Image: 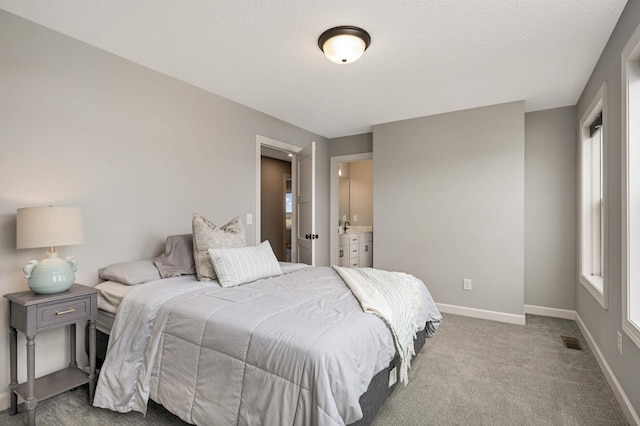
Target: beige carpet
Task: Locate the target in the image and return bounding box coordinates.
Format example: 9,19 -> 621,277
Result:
373,313 -> 628,426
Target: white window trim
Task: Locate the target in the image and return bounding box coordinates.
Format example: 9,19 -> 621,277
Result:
578,82 -> 608,309
621,22 -> 640,349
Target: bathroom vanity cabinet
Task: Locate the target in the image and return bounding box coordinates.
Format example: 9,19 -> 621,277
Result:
338,232 -> 373,268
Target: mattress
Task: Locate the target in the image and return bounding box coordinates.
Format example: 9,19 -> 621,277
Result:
95,280 -> 136,314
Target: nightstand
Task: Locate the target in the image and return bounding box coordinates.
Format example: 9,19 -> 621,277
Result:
4,284 -> 97,426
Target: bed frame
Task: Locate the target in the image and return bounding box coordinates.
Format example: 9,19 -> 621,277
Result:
88,321 -> 429,426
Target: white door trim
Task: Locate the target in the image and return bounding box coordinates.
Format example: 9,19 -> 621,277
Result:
330,152 -> 373,266
256,135 -> 301,258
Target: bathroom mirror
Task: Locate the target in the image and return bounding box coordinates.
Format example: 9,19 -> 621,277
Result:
338,176 -> 350,226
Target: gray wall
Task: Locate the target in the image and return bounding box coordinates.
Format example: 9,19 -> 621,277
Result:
373,101 -> 525,316
0,10 -> 329,409
524,107 -> 577,310
329,133 -> 373,157
576,0 -> 640,417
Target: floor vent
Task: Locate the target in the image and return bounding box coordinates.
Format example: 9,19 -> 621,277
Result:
561,336 -> 582,351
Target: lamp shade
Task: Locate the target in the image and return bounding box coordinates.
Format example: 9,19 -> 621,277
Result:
17,206 -> 84,249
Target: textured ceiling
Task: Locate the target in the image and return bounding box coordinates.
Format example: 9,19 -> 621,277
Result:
0,0 -> 628,138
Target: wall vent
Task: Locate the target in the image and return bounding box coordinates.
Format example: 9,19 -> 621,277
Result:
561,336 -> 582,351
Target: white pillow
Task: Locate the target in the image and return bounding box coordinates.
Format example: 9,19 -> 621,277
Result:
208,240 -> 282,288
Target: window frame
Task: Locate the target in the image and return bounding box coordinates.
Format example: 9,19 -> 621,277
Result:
622,22 -> 640,349
578,82 -> 608,309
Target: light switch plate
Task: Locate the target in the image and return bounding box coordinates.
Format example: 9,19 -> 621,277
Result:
618,331 -> 623,355
463,279 -> 472,291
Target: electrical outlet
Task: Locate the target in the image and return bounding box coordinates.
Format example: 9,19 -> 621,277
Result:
353,214 -> 358,221
246,213 -> 253,225
618,332 -> 623,356
463,279 -> 472,291
388,366 -> 397,387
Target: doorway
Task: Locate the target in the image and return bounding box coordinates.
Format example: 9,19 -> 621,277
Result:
255,135 -> 302,263
330,153 -> 373,266
260,152 -> 292,261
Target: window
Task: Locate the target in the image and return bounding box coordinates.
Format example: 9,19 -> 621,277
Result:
579,83 -> 607,308
622,23 -> 640,349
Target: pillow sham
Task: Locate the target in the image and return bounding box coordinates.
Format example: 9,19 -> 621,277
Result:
208,240 -> 282,288
154,234 -> 196,278
98,259 -> 161,285
192,214 -> 246,281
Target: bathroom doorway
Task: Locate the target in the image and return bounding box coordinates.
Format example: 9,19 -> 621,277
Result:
330,153 -> 373,266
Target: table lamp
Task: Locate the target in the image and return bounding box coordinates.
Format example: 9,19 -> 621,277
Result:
16,206 -> 84,294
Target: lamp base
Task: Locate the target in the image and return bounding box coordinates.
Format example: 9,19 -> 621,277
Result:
23,253 -> 77,294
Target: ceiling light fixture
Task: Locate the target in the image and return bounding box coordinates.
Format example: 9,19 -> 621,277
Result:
318,26 -> 371,64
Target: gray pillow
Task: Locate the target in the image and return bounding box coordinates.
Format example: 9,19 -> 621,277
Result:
192,214 -> 246,281
208,240 -> 282,288
99,259 -> 161,285
154,234 -> 196,278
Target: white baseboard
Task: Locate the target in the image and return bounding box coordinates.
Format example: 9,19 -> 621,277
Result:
436,303 -> 526,325
524,304 -> 576,320
575,313 -> 640,426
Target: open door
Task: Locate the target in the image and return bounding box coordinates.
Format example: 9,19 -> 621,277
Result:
296,141 -> 316,265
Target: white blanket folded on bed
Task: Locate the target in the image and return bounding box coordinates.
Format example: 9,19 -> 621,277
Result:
333,266 -> 423,385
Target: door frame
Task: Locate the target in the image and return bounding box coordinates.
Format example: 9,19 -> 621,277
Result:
330,152 -> 373,266
256,135 -> 301,259
282,172 -> 292,261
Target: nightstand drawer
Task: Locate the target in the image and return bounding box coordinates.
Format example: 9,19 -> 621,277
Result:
37,297 -> 90,329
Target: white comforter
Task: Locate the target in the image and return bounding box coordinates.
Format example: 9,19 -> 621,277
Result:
93,265 -> 441,425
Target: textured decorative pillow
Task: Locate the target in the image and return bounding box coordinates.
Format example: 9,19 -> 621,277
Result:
98,259 -> 161,285
154,234 -> 196,278
192,214 -> 246,281
208,240 -> 282,288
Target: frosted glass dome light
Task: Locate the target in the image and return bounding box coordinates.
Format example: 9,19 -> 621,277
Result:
318,26 -> 371,65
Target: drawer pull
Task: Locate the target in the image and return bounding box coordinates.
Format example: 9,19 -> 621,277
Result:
55,308 -> 76,316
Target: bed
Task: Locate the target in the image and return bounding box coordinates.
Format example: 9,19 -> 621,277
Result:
90,219 -> 442,425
